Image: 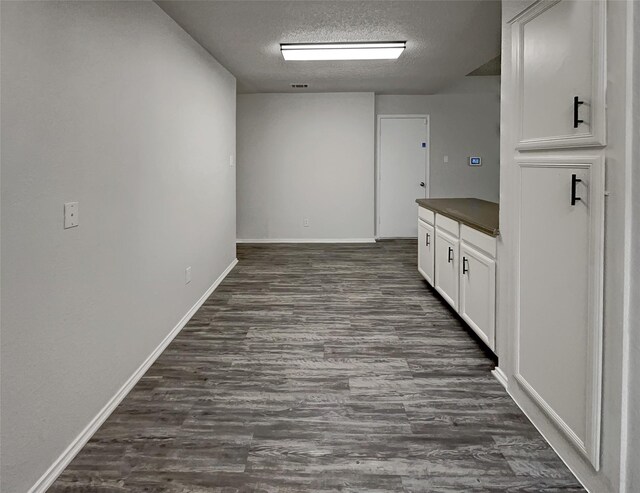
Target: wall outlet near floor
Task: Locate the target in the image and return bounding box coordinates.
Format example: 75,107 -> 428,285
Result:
185,266 -> 192,284
303,218 -> 310,227
64,202 -> 79,229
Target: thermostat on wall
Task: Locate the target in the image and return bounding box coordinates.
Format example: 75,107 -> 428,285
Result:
469,156 -> 482,166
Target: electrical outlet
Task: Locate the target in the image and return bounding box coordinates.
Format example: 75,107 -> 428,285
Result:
229,155 -> 235,167
64,202 -> 79,229
444,155 -> 449,164
303,218 -> 310,227
185,266 -> 192,284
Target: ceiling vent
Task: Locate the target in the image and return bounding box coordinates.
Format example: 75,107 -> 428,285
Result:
291,83 -> 309,88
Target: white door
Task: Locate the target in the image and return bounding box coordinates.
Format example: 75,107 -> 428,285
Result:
460,242 -> 496,350
515,158 -> 604,468
513,0 -> 606,150
418,219 -> 434,285
378,116 -> 428,238
434,228 -> 459,310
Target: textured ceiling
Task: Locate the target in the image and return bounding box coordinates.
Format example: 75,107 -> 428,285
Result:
156,0 -> 501,94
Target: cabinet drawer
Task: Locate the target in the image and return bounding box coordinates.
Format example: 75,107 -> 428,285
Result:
418,206 -> 434,225
461,225 -> 497,258
435,213 -> 459,237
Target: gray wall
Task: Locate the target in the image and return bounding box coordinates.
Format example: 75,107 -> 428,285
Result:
375,76 -> 501,203
0,2 -> 237,492
237,93 -> 375,241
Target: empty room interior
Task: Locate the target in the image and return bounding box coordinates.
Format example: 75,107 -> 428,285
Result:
1,1 -> 639,492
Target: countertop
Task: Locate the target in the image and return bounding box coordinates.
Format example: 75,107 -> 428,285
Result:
416,198 -> 499,237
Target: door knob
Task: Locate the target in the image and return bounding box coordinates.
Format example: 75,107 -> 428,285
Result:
420,182 -> 425,187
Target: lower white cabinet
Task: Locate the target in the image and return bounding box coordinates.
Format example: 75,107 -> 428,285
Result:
417,207 -> 497,352
418,219 -> 434,284
514,157 -> 604,468
460,242 -> 496,348
434,228 -> 459,311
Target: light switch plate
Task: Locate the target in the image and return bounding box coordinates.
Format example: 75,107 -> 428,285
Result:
229,155 -> 235,167
64,202 -> 79,229
444,155 -> 449,163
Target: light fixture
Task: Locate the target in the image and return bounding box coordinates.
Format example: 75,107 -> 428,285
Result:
281,42 -> 406,61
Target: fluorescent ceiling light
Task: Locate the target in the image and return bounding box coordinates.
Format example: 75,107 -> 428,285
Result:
281,42 -> 406,61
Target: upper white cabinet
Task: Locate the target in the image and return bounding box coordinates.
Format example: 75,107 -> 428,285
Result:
512,0 -> 606,150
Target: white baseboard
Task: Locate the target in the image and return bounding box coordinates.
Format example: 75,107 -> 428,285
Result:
28,258 -> 238,493
375,236 -> 418,240
506,386 -> 595,493
236,238 -> 376,244
492,366 -> 508,390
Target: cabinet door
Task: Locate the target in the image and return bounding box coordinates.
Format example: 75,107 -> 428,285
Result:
418,220 -> 435,285
515,157 -> 604,468
434,228 -> 459,310
512,0 -> 605,150
460,242 -> 496,351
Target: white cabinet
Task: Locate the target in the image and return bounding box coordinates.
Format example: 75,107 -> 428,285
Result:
512,0 -> 606,150
460,242 -> 496,349
505,0 -> 607,477
417,207 -> 498,352
515,156 -> 604,468
434,228 -> 459,311
418,219 -> 434,285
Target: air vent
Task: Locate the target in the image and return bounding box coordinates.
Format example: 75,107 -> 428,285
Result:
291,83 -> 309,88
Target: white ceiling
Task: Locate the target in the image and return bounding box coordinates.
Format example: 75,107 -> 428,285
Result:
156,0 -> 501,95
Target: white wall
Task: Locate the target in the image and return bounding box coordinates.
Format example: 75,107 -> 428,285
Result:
0,2 -> 236,492
375,76 -> 501,203
237,93 -> 375,241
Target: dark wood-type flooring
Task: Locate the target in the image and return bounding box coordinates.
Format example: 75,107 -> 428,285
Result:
50,241 -> 583,492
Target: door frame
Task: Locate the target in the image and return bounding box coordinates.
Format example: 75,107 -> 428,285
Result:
376,114 -> 430,239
